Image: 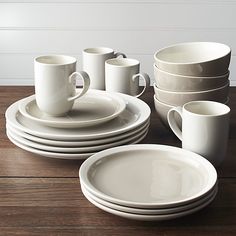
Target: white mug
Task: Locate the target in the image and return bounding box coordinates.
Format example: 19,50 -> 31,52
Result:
34,55 -> 90,116
167,101 -> 230,167
105,58 -> 150,97
83,47 -> 126,90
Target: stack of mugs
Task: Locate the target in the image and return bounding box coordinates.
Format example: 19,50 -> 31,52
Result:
153,42 -> 231,127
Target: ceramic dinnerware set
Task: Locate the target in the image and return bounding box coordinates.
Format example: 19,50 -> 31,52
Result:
153,42 -> 231,127
5,43 -> 231,221
5,54 -> 151,159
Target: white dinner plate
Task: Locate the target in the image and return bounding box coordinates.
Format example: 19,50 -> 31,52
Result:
81,184 -> 217,221
6,120 -> 149,147
81,182 -> 217,215
7,125 -> 149,153
18,90 -> 126,128
6,93 -> 150,141
80,144 -> 217,208
7,130 -> 148,160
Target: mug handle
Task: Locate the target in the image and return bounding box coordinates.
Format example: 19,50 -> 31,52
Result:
114,52 -> 127,58
132,72 -> 150,97
67,71 -> 90,102
167,106 -> 183,141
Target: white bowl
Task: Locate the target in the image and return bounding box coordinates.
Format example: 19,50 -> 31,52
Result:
154,81 -> 229,106
153,95 -> 181,128
154,42 -> 231,76
153,64 -> 230,92
154,95 -> 229,129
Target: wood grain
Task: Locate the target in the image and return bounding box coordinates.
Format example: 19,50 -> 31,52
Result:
0,86 -> 235,235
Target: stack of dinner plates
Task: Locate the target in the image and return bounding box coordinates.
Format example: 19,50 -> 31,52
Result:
5,90 -> 150,159
79,144 -> 218,221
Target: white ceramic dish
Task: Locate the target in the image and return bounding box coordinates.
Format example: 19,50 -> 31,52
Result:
81,182 -> 217,215
153,64 -> 230,92
154,81 -> 229,106
7,130 -> 148,160
153,95 -> 229,129
80,144 -> 217,208
81,184 -> 217,221
6,120 -> 149,147
7,131 -> 93,159
7,125 -> 149,153
154,42 -> 231,76
6,93 -> 150,141
18,90 -> 126,128
153,95 -> 180,128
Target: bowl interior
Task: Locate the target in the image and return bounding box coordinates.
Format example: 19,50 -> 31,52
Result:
154,42 -> 230,64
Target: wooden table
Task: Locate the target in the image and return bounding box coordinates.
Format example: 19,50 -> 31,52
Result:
0,86 -> 235,236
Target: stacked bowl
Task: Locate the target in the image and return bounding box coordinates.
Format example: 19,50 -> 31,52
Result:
153,42 -> 231,127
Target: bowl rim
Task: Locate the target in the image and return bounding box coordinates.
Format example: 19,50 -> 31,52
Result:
154,42 -> 231,65
153,63 -> 230,79
153,94 -> 174,108
153,80 -> 229,95
153,94 -> 229,107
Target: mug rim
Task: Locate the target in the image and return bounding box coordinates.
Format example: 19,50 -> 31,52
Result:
83,47 -> 114,55
183,100 -> 230,117
35,55 -> 77,66
105,58 -> 140,67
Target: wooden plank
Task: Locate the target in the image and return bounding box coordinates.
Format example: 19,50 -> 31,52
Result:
0,178 -> 234,233
0,30 -> 235,55
1,0 -> 236,3
0,3 -> 235,29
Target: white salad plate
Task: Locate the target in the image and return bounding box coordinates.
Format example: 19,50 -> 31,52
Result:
81,184 -> 217,221
81,182 -> 217,215
7,130 -> 148,160
7,126 -> 149,153
6,120 -> 149,147
6,93 -> 150,141
80,144 -> 217,208
18,90 -> 126,128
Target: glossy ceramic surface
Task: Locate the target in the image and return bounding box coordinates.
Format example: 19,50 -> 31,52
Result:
153,64 -> 230,92
7,130 -> 148,160
154,81 -> 229,106
6,121 -> 149,147
7,125 -> 149,153
168,101 -> 230,167
35,55 -> 90,116
105,58 -> 150,97
81,183 -> 217,221
81,182 -> 217,215
154,42 -> 231,76
6,92 -> 150,141
153,95 -> 181,128
18,90 -> 126,128
80,144 -> 217,208
83,47 -> 126,90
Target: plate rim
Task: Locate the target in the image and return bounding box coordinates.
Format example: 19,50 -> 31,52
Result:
6,93 -> 150,141
6,120 -> 150,147
81,181 -> 218,221
79,144 -> 217,208
6,129 -> 148,160
81,181 -> 218,214
18,90 -> 126,128
7,124 -> 149,153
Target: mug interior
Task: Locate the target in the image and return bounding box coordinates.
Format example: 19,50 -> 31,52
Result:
84,47 -> 113,54
35,55 -> 76,65
184,101 -> 230,116
106,58 -> 139,67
